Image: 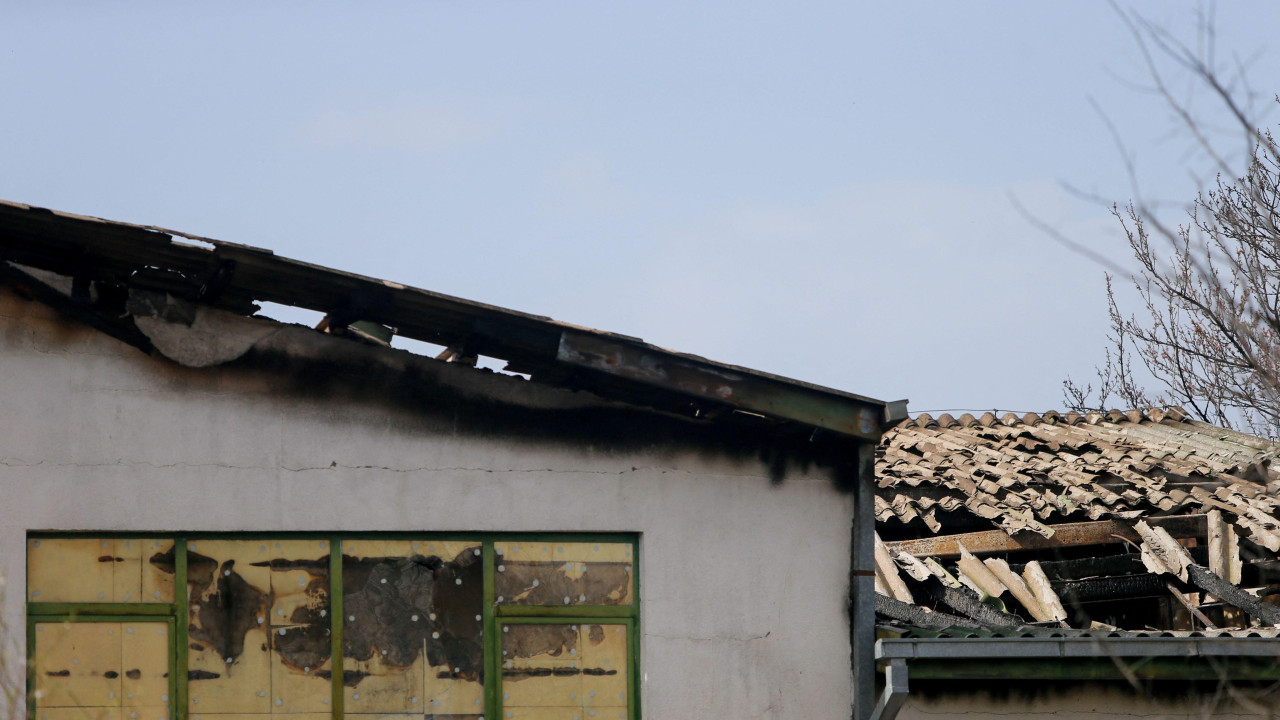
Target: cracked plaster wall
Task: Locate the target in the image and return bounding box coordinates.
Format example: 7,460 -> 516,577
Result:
0,286 -> 855,720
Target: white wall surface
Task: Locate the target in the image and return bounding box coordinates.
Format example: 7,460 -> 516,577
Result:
0,286 -> 857,719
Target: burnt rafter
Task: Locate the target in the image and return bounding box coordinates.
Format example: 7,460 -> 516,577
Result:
0,261 -> 152,354
0,199 -> 898,441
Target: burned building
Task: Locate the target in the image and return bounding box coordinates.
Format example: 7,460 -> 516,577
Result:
0,199 -> 901,720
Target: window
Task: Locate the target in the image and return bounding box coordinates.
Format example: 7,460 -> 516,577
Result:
27,534 -> 639,720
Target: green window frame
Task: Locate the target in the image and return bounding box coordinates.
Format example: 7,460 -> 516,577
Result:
26,532 -> 641,720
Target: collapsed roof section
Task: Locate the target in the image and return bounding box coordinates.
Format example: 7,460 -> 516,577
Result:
874,409 -> 1280,637
0,199 -> 902,444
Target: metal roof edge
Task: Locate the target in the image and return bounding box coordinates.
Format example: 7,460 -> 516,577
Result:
878,636 -> 1280,660
0,198 -> 894,441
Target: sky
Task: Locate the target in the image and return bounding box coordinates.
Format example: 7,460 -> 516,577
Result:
5,2 -> 1280,415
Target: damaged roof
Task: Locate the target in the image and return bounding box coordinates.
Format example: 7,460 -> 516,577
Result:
0,199 -> 901,442
878,407 -> 1278,540
874,408 -> 1280,638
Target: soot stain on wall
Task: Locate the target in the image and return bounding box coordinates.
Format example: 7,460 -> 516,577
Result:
343,545 -> 483,683
230,344 -> 864,490
500,624 -> 619,683
255,556 -> 332,672
185,553 -> 270,671
152,547 -> 333,680
496,561 -> 630,606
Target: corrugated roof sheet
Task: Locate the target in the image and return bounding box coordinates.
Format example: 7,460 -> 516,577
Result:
877,407 -> 1280,541
874,409 -> 1280,635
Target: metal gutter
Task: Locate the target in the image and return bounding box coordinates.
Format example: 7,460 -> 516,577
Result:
871,636 -> 1280,720
879,636 -> 1280,659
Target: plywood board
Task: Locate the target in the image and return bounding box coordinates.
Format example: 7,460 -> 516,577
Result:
344,649 -> 424,714
120,623 -> 171,713
495,544 -> 632,607
579,625 -> 626,708
28,539 -> 115,603
502,624 -> 581,712
269,642 -> 331,714
35,622 -> 121,709
187,541 -> 274,715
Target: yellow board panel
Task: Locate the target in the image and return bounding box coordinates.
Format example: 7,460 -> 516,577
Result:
188,540 -> 274,715
501,624 -> 582,712
343,647 -> 424,714
185,715 -> 331,720
341,539 -> 416,560
36,708 -> 122,720
110,538 -> 177,604
35,622 -> 121,709
494,544 -> 632,607
494,543 -> 631,564
503,707 -> 582,720
269,540 -> 330,627
343,538 -> 483,718
269,641 -> 331,714
186,623 -> 271,715
422,660 -> 484,715
141,539 -> 177,603
190,540 -> 273,592
578,626 -> 626,708
28,539 -> 115,603
112,540 -> 144,604
120,707 -> 170,720
28,539 -> 175,604
501,624 -> 628,720
120,623 -> 170,711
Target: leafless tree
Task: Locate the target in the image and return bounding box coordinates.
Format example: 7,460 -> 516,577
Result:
1062,5 -> 1280,438
0,574 -> 22,720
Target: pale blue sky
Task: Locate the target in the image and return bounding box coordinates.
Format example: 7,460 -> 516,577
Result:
5,2 -> 1278,413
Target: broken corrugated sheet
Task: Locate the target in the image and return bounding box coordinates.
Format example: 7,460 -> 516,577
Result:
878,408 -> 1280,545
875,408 -> 1280,635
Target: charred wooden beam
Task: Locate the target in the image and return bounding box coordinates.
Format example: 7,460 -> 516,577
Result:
873,593 -> 977,630
0,199 -> 899,442
915,577 -> 1025,629
0,261 -> 152,354
885,515 -> 1208,559
1012,547 -> 1210,581
1186,564 -> 1280,625
558,331 -> 889,440
1055,573 -> 1182,604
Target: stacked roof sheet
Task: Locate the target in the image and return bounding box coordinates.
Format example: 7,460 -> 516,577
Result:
877,407 -> 1279,544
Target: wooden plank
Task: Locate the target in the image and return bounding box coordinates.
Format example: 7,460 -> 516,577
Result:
1186,565 -> 1280,625
1165,582 -> 1219,629
885,515 -> 1208,559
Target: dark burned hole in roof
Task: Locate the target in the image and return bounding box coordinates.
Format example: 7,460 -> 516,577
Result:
874,408 -> 1280,636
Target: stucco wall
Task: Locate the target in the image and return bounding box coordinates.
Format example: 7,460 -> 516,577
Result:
0,286 -> 857,719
